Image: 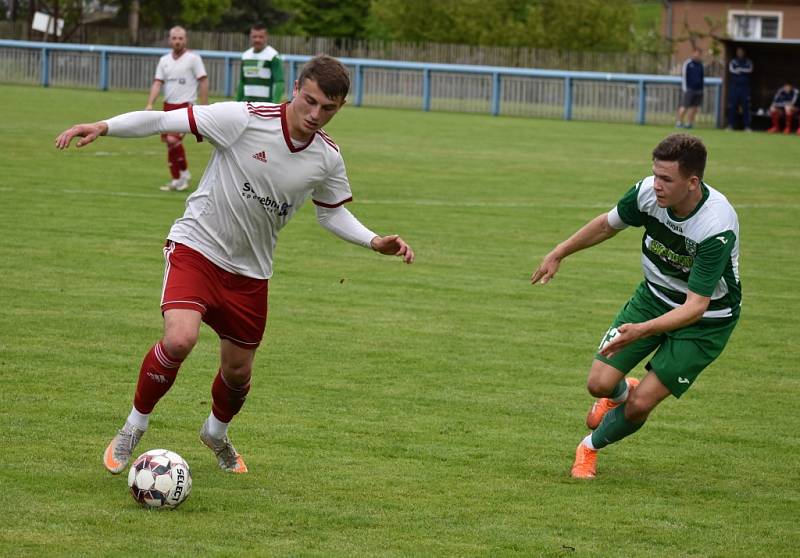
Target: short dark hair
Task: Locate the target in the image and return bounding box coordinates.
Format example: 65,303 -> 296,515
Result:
652,133 -> 707,180
251,23 -> 267,32
297,55 -> 350,101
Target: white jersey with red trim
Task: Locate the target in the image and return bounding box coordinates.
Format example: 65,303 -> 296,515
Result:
166,101 -> 352,279
154,51 -> 207,104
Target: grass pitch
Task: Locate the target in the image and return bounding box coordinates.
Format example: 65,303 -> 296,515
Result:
0,84 -> 798,557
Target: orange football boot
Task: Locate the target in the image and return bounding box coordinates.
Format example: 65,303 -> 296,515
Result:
571,442 -> 598,479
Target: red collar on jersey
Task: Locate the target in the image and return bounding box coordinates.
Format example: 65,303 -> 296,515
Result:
280,103 -> 314,153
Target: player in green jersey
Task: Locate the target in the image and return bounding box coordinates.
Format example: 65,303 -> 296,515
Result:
531,133 -> 741,479
236,23 -> 284,103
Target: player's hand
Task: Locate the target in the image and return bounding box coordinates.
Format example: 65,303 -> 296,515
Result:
531,252 -> 561,284
371,235 -> 415,264
55,122 -> 108,150
598,323 -> 645,358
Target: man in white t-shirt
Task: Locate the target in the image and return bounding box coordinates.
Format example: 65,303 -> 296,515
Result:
145,26 -> 208,192
56,55 -> 415,475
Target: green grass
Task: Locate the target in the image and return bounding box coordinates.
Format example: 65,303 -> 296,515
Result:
0,84 -> 798,556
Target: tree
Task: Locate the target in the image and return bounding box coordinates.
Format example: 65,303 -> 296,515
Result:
527,0 -> 635,51
366,0 -> 532,45
274,0 -> 370,39
366,0 -> 636,51
216,0 -> 291,32
179,0 -> 231,26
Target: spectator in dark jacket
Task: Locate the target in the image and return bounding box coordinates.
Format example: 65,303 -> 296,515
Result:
676,48 -> 704,129
727,47 -> 754,131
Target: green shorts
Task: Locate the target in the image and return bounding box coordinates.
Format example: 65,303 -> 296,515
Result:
595,282 -> 738,398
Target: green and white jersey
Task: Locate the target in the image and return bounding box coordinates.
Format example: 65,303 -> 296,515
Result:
608,176 -> 741,321
236,46 -> 284,102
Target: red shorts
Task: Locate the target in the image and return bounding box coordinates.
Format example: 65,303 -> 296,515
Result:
161,102 -> 189,143
161,241 -> 269,349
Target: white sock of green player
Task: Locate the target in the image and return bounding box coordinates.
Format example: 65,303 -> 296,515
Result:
581,433 -> 597,450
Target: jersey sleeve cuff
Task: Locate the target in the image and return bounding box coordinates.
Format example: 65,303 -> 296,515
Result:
312,197 -> 353,208
187,105 -> 203,143
607,207 -> 629,230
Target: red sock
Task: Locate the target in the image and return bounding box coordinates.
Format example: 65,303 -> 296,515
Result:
211,369 -> 251,423
133,341 -> 183,414
771,111 -> 781,129
167,142 -> 186,179
175,143 -> 188,172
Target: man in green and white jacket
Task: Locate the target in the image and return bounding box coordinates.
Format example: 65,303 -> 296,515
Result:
236,23 -> 284,103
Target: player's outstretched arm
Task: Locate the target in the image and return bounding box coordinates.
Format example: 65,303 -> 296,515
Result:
55,122 -> 108,150
531,250 -> 562,285
315,205 -> 414,264
531,212 -> 619,285
370,235 -> 415,264
57,109 -> 197,149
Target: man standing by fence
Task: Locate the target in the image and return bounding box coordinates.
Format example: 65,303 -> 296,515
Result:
727,47 -> 753,131
146,26 -> 208,192
675,48 -> 704,129
236,23 -> 284,103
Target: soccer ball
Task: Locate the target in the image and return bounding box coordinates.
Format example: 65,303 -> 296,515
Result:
598,326 -> 619,351
127,449 -> 192,509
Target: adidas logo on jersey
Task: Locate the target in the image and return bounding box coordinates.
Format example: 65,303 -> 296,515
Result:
252,151 -> 267,163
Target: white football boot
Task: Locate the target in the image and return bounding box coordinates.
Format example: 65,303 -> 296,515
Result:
199,420 -> 248,473
103,420 -> 146,474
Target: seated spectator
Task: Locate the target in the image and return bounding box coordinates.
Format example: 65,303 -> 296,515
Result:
767,83 -> 799,134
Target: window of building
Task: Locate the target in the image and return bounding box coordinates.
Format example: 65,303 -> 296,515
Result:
728,10 -> 782,39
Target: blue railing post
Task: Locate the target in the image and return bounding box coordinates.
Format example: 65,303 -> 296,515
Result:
637,80 -> 646,125
563,76 -> 572,120
491,72 -> 501,116
422,68 -> 431,111
40,46 -> 49,87
224,56 -> 233,98
354,64 -> 363,107
99,49 -> 108,91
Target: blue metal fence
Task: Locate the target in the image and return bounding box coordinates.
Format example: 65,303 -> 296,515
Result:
0,39 -> 723,127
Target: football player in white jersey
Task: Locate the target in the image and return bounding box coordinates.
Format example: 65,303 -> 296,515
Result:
56,55 -> 415,475
531,134 -> 741,480
145,26 -> 208,192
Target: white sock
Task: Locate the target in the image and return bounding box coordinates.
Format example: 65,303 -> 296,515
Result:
127,407 -> 149,430
205,413 -> 229,439
180,169 -> 191,180
582,434 -> 597,451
